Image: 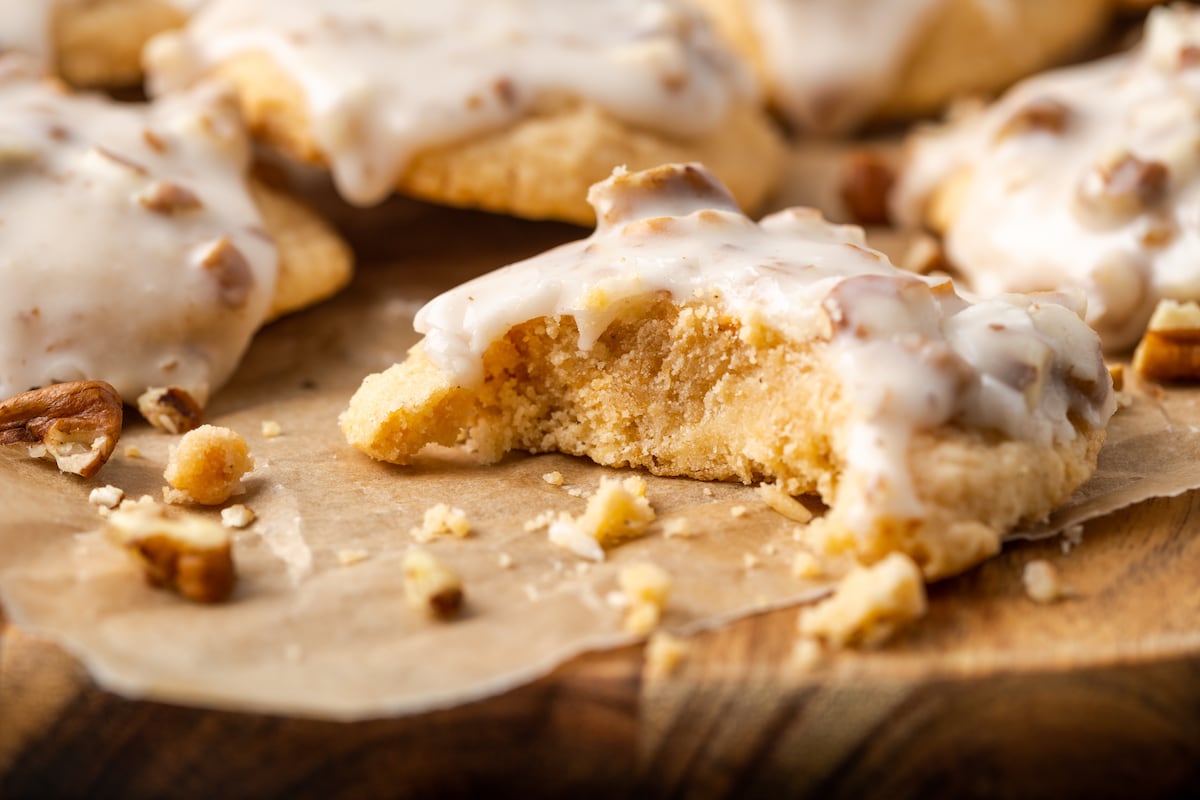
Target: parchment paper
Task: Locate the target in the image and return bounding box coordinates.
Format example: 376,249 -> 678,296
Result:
1,198 -> 1198,720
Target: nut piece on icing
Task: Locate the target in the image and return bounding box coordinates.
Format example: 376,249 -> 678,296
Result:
403,548 -> 464,619
1132,299 -> 1200,380
196,237 -> 255,309
105,502 -> 236,603
163,424 -> 254,505
0,381 -> 123,477
137,386 -> 204,434
993,97 -> 1072,142
1074,153 -> 1170,227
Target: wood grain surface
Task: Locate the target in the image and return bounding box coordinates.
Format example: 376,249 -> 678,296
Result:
3,489 -> 1198,799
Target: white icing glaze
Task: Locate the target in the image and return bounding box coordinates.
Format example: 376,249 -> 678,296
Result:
749,0 -> 943,132
145,0 -> 758,206
0,1 -> 55,66
0,57 -> 276,403
416,164 -> 1115,531
894,5 -> 1200,351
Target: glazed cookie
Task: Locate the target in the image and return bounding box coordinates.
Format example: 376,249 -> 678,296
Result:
341,163 -> 1115,580
691,0 -> 1122,133
893,5 -> 1200,351
144,0 -> 786,224
1,0 -> 197,88
0,58 -> 351,409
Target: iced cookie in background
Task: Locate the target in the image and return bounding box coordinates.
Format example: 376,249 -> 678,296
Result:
0,0 -> 201,88
143,0 -> 787,225
341,163 -> 1115,582
0,57 -> 352,414
688,0 -> 1158,134
892,5 -> 1200,352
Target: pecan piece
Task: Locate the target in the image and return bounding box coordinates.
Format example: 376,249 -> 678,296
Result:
0,380 -> 122,477
1075,153 -> 1169,226
403,548 -> 464,619
137,386 -> 203,434
1133,299 -> 1200,381
839,149 -> 896,226
106,502 -> 235,603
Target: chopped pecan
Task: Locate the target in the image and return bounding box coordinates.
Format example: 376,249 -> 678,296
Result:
137,181 -> 203,214
0,381 -> 122,477
1075,153 -> 1169,226
137,386 -> 203,434
403,548 -> 464,618
994,97 -> 1071,142
839,150 -> 895,226
1133,299 -> 1200,381
106,503 -> 235,603
196,237 -> 254,309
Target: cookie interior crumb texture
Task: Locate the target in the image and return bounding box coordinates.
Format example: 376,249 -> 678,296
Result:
163,425 -> 254,505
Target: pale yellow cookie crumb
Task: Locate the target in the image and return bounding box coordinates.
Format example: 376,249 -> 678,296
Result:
410,503 -> 472,543
1023,559 -> 1064,603
619,562 -> 672,635
743,552 -> 760,570
403,548 -> 463,618
336,548 -> 369,566
791,637 -> 824,671
261,419 -> 283,438
497,552 -> 514,569
523,510 -> 556,533
792,551 -> 823,579
220,504 -> 256,529
662,518 -> 693,539
702,487 -> 714,497
644,632 -> 689,680
756,482 -> 814,523
799,553 -> 927,647
88,484 -> 125,511
548,475 -> 655,561
542,470 -> 564,486
163,425 -> 254,505
124,445 -> 143,459
730,505 -> 748,518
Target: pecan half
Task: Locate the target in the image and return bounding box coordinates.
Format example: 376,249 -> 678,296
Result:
0,381 -> 122,477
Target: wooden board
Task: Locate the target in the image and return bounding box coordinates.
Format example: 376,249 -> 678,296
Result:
3,488 -> 1198,798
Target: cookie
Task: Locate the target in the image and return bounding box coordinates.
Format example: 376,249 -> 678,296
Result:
893,5 -> 1200,351
691,0 -> 1124,133
341,163 -> 1115,580
1,0 -> 193,88
144,0 -> 786,223
0,58 -> 351,409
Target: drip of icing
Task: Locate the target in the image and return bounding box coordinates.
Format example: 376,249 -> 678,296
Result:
0,58 -> 277,402
894,5 -> 1200,351
145,0 -> 758,206
415,163 -> 1115,530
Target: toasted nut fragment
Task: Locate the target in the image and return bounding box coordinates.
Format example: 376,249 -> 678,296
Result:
799,553 -> 927,647
994,97 -> 1071,142
196,237 -> 254,309
137,180 -> 202,214
106,503 -> 235,603
756,482 -> 814,523
164,425 -> 254,505
137,386 -> 203,434
403,548 -> 464,618
409,503 -> 471,543
88,484 -> 125,511
261,419 -> 282,438
0,381 -> 122,477
1023,559 -> 1064,604
619,562 -> 671,635
839,150 -> 895,226
542,470 -> 564,486
220,503 -> 255,529
1133,300 -> 1200,380
1075,152 -> 1169,225
1107,363 -> 1125,391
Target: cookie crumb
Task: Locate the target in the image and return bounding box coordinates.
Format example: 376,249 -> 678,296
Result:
548,475 -> 655,561
1023,559 -> 1063,603
791,551 -> 823,579
619,562 -> 671,634
403,548 -> 463,618
124,445 -> 143,459
742,552 -> 760,570
497,552 -> 514,569
410,503 -> 471,543
336,548 -> 369,566
799,553 -> 926,647
791,637 -> 824,670
730,505 -> 748,518
702,487 -> 714,497
220,504 -> 255,529
542,470 -> 564,486
662,518 -> 693,539
88,484 -> 125,511
756,482 -> 814,523
163,425 -> 253,505
261,419 -> 283,438
644,632 -> 688,679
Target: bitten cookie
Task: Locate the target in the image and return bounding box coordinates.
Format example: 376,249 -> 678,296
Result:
1,0 -> 195,88
143,0 -> 786,224
0,58 -> 352,409
341,163 -> 1115,581
691,0 -> 1127,133
893,5 -> 1200,351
